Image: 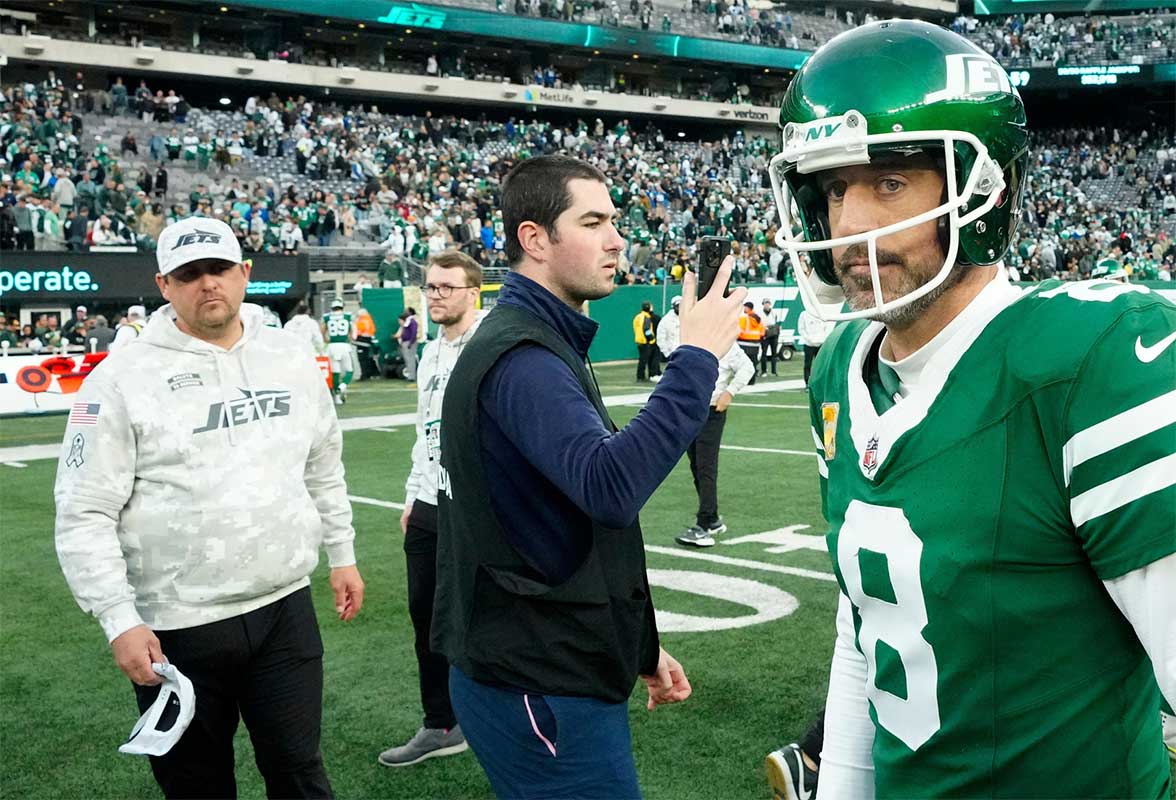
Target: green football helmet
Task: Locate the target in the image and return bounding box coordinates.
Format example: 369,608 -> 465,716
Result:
770,20 -> 1030,321
1091,257 -> 1128,282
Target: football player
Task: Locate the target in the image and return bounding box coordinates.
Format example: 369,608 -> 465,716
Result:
770,20 -> 1176,798
322,297 -> 355,405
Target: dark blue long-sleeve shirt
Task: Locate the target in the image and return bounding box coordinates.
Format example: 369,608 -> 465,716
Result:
478,271 -> 718,583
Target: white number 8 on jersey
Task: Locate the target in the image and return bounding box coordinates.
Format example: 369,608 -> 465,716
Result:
838,500 -> 941,752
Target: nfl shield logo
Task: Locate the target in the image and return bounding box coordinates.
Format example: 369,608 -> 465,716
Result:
862,436 -> 879,473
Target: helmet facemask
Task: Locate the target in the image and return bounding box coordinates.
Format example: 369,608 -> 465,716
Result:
770,110 -> 1009,323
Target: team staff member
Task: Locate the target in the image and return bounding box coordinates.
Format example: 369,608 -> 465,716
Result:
737,300 -> 765,384
284,300 -> 325,356
433,155 -> 746,799
109,304 -> 147,351
378,250 -> 484,768
674,341 -> 755,547
656,295 -> 682,359
54,216 -> 364,799
633,300 -> 658,382
758,298 -> 780,377
797,308 -> 834,389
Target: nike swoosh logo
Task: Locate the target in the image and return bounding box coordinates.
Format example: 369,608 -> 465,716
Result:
1135,331 -> 1176,363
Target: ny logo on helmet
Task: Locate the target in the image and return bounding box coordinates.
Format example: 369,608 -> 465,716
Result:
805,123 -> 843,142
924,53 -> 1015,105
171,229 -> 222,249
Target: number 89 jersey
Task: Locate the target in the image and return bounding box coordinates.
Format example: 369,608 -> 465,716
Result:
809,279 -> 1176,799
322,311 -> 353,344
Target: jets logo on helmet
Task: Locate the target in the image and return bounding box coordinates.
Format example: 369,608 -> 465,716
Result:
924,53 -> 1016,105
770,20 -> 1029,322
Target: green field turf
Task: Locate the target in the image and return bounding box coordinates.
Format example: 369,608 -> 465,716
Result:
2,359 -> 1172,799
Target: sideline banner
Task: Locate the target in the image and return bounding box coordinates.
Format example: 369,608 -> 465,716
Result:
1,351 -> 335,416
0,351 -> 108,416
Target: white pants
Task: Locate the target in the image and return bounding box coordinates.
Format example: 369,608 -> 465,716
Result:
327,342 -> 354,375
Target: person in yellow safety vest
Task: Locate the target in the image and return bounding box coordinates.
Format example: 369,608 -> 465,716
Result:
632,301 -> 658,382
737,300 -> 764,385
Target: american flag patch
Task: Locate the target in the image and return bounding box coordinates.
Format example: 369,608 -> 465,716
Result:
69,402 -> 101,425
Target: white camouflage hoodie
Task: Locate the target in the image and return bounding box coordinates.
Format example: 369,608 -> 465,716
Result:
54,303 -> 355,643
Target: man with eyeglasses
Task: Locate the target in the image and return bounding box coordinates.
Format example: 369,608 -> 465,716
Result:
54,216 -> 364,798
379,249 -> 485,768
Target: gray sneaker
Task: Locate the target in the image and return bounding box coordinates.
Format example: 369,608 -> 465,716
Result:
675,525 -> 716,547
378,725 -> 468,767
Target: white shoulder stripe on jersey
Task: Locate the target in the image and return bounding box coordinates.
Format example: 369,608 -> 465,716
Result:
1063,389 -> 1176,487
812,427 -> 825,452
1071,452 -> 1176,527
817,456 -> 829,479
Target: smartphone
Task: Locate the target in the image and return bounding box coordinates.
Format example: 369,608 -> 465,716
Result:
697,236 -> 732,299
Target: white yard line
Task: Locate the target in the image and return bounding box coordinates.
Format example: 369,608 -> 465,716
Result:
2,461 -> 27,468
0,378 -> 808,464
644,545 -> 837,582
347,494 -> 405,510
0,444 -> 58,463
728,403 -> 809,409
721,444 -> 817,457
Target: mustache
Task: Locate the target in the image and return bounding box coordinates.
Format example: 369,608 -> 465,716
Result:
835,244 -> 906,274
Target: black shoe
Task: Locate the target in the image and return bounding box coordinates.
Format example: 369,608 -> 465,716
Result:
766,743 -> 818,800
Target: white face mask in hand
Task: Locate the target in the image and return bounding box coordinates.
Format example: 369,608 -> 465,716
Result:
118,663 -> 195,757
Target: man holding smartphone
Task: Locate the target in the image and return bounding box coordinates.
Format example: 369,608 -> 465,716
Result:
433,155 -> 747,798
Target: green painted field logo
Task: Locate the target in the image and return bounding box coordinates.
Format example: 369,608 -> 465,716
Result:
0,267 -> 99,297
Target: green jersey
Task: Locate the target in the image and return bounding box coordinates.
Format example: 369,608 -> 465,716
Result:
322,312 -> 352,344
809,279 -> 1175,799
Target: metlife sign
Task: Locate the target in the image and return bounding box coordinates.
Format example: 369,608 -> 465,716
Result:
0,253 -> 308,303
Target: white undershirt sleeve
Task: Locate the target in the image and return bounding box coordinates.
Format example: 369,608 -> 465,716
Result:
817,592 -> 876,800
1103,551 -> 1176,711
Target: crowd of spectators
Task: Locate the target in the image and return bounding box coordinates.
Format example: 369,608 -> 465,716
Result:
479,0 -> 1175,65
1005,125 -> 1175,282
955,11 -> 1175,68
2,67 -> 1173,287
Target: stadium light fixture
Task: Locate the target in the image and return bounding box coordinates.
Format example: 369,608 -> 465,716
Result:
678,131 -> 686,137
405,29 -> 413,33
358,23 -> 366,28
219,5 -> 228,11
219,97 -> 232,106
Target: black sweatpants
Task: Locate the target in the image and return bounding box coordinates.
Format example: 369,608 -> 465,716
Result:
800,710 -> 826,766
760,334 -> 779,375
686,407 -> 727,528
739,342 -> 760,385
804,345 -> 821,387
132,587 -> 333,799
404,501 -> 456,730
636,343 -> 658,381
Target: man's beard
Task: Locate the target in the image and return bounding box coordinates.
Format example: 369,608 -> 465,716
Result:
432,308 -> 469,327
835,243 -> 964,330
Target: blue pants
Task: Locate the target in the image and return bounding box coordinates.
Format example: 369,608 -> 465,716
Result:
448,666 -> 641,799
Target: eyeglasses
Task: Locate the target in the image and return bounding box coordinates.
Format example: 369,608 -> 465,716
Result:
424,284 -> 477,298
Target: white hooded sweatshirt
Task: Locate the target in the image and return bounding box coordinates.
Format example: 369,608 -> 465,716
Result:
54,303 -> 355,643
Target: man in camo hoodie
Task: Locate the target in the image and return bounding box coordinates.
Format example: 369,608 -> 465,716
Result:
54,216 -> 364,799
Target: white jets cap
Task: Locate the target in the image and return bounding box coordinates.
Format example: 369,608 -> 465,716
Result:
118,663 -> 195,757
155,217 -> 243,276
